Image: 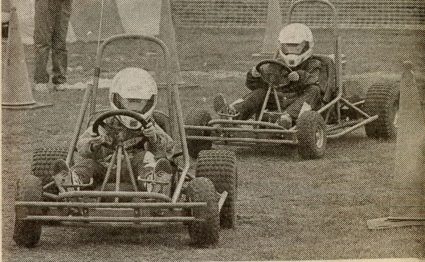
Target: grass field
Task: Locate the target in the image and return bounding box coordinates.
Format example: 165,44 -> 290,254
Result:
2,27 -> 425,261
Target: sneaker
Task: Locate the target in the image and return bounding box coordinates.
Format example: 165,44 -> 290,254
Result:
155,159 -> 173,197
51,159 -> 82,191
154,158 -> 173,175
213,93 -> 238,115
276,113 -> 293,129
51,159 -> 70,193
53,83 -> 67,91
34,83 -> 49,92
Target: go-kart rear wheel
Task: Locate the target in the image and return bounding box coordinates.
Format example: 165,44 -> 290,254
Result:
297,111 -> 327,159
13,175 -> 43,248
186,177 -> 220,246
364,83 -> 399,140
185,109 -> 213,159
32,147 -> 69,190
196,150 -> 237,229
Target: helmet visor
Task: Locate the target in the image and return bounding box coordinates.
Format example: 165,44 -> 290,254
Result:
112,93 -> 152,113
280,41 -> 308,55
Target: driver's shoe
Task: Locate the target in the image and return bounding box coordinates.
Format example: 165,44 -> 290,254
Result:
154,158 -> 173,175
149,158 -> 173,216
276,113 -> 293,129
52,159 -> 82,192
154,158 -> 173,197
213,93 -> 238,116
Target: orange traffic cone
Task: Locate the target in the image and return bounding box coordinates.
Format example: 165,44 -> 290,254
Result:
159,0 -> 184,85
367,61 -> 425,229
2,7 -> 51,110
253,0 -> 283,58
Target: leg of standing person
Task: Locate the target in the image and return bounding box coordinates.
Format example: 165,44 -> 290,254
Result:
33,0 -> 55,90
52,0 -> 72,89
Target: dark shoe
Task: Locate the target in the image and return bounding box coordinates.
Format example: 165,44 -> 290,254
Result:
213,93 -> 228,113
213,93 -> 238,116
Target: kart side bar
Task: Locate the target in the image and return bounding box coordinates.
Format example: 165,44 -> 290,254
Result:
186,135 -> 298,145
208,119 -> 287,129
185,125 -> 296,134
15,201 -> 206,209
327,115 -> 378,138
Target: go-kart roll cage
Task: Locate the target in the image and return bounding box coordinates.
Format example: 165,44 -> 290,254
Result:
185,0 -> 378,145
16,35 -> 201,224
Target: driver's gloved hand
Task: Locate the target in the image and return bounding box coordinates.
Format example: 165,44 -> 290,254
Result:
142,124 -> 158,143
251,66 -> 261,78
89,134 -> 111,152
288,71 -> 300,82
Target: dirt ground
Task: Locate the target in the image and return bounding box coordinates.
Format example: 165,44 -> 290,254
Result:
2,28 -> 425,261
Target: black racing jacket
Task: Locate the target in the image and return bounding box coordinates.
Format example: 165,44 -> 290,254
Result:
246,57 -> 322,95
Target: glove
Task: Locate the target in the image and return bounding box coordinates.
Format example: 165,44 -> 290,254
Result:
143,124 -> 158,143
89,134 -> 111,152
251,66 -> 261,78
288,71 -> 300,82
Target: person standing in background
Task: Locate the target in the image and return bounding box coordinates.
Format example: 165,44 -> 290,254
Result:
33,0 -> 72,92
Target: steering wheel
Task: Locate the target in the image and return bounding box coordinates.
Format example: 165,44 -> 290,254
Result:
255,59 -> 292,87
92,109 -> 150,149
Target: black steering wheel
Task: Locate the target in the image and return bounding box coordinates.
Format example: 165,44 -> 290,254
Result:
92,109 -> 150,149
255,59 -> 292,87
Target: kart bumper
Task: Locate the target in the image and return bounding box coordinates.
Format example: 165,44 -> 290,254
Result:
15,191 -> 207,224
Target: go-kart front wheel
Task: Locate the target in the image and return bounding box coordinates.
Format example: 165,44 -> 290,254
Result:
13,175 -> 43,248
186,177 -> 220,246
196,150 -> 237,229
297,111 -> 327,159
185,109 -> 213,159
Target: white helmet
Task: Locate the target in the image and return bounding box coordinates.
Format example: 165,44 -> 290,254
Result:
109,67 -> 158,129
278,23 -> 314,68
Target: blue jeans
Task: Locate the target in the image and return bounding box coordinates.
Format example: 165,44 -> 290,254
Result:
33,0 -> 72,84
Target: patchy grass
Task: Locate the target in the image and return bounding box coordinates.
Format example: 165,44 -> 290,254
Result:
3,27 -> 425,260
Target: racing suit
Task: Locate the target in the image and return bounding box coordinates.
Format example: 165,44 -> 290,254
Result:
232,57 -> 323,120
72,117 -> 174,188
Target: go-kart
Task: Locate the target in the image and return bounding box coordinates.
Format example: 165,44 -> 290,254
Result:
13,35 -> 237,248
184,0 -> 399,159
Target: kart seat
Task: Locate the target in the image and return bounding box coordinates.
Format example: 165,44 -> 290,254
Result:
311,54 -> 338,103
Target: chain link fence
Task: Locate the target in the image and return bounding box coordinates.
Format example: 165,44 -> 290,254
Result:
171,0 -> 425,30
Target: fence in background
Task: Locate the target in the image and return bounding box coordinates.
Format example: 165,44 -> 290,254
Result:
171,0 -> 425,30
